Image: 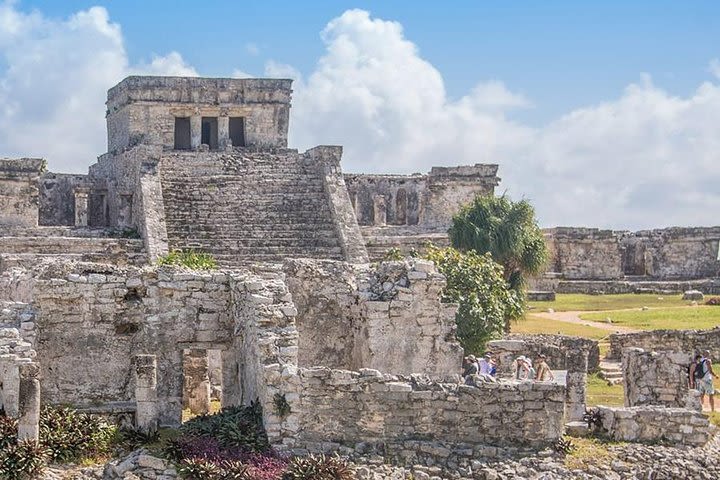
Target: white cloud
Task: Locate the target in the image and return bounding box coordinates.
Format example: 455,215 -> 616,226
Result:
284,9 -> 720,229
1,4 -> 718,230
0,2 -> 196,173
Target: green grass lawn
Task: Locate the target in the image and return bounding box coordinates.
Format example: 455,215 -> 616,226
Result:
512,314 -> 610,340
586,373 -> 624,407
580,306 -> 720,331
528,293 -> 693,312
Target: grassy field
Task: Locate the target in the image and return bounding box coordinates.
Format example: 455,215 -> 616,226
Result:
586,373 -> 624,407
580,306 -> 720,331
512,314 -> 610,340
528,293 -> 694,312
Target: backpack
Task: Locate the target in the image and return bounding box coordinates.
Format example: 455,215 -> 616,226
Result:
693,359 -> 707,380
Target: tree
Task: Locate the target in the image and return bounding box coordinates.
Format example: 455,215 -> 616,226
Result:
423,245 -> 523,354
448,195 -> 548,292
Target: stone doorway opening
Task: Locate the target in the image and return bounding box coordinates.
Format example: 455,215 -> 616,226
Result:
181,348 -> 223,421
201,117 -> 219,150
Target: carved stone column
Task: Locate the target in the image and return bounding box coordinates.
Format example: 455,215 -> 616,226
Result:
134,354 -> 159,434
183,349 -> 210,415
17,362 -> 40,442
73,188 -> 90,227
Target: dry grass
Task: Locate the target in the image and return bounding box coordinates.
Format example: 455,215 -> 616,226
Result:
564,436 -> 623,471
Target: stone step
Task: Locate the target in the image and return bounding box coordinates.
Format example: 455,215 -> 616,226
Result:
0,236 -> 145,255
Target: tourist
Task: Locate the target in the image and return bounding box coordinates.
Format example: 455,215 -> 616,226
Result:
689,354 -> 703,389
693,351 -> 718,412
514,356 -> 532,380
478,352 -> 492,375
463,355 -> 479,379
534,354 -> 554,382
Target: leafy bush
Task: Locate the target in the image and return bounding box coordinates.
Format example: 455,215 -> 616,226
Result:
383,247 -> 404,261
282,454 -> 353,480
424,245 -> 523,354
38,406 -> 117,463
180,403 -> 269,452
0,441 -> 48,480
0,416 -> 17,450
157,249 -> 218,270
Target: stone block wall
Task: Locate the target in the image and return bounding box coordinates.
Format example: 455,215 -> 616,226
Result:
545,228 -> 623,280
38,173 -> 92,226
345,164 -> 499,232
622,348 -> 697,409
106,76 -> 292,152
595,406 -> 714,446
288,367 -> 565,458
0,158 -> 45,227
284,258 -> 463,376
487,334 -> 600,374
609,327 -> 720,361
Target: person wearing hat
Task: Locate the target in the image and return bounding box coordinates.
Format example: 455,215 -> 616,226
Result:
478,352 -> 492,375
514,355 -> 531,380
463,355 -> 479,378
535,354 -> 554,382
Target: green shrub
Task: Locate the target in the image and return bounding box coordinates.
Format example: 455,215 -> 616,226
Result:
181,402 -> 269,452
38,406 -> 117,463
157,249 -> 218,270
0,416 -> 17,450
0,441 -> 48,480
282,454 -> 354,480
423,245 -> 523,354
383,247 -> 404,261
178,458 -> 222,479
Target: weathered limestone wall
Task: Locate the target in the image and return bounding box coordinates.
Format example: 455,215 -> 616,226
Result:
622,348 -> 697,409
38,173 -> 92,226
89,145 -> 168,260
31,265 -> 238,425
345,164 -> 499,232
290,367 -> 565,458
488,334 -> 600,374
284,258 -> 463,375
0,158 -> 45,227
609,327 -> 720,361
106,76 -> 292,152
543,226 -> 720,282
595,406 -> 714,446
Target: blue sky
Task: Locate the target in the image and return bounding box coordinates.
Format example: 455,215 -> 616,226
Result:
1,1 -> 719,228
22,1 -> 720,124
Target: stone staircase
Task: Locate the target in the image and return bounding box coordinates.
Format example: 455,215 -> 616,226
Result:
599,360 -> 623,386
159,151 -> 344,266
0,227 -> 147,268
360,226 -> 450,261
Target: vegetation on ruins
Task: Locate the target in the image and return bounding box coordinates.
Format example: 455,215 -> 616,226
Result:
0,406 -> 117,479
282,454 -> 354,480
449,194 -> 548,292
424,245 -> 523,354
157,249 -> 218,270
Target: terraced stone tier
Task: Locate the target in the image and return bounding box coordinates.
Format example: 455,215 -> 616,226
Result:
160,151 -> 343,266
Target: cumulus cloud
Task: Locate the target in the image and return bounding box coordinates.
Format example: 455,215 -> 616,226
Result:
0,1 -> 195,172
284,9 -> 720,229
1,4 -> 718,229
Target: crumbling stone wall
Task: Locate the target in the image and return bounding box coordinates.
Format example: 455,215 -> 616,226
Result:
622,348 -> 697,409
106,77 -> 292,152
345,164 -> 499,231
38,173 -> 92,226
542,226 -> 720,282
488,334 -> 600,374
609,327 -> 720,361
290,367 -> 565,457
595,406 -> 714,446
0,158 -> 44,227
284,258 -> 462,375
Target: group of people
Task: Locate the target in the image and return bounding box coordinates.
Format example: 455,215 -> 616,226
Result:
513,354 -> 554,382
461,352 -> 555,384
462,353 -> 498,384
689,350 -> 718,412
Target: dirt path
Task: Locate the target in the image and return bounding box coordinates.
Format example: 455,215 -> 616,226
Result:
532,310 -> 640,333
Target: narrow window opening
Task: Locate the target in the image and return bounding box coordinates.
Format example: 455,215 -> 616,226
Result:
201,117 -> 219,150
229,117 -> 246,147
174,117 -> 191,150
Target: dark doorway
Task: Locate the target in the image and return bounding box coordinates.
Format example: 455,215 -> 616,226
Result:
229,117 -> 246,147
394,188 -> 408,225
201,117 -> 219,150
174,117 -> 191,150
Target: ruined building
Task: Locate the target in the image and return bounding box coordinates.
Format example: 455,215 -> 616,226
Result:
0,76 -> 572,464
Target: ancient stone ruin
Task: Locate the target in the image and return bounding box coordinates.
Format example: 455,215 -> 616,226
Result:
1,75 -> 718,477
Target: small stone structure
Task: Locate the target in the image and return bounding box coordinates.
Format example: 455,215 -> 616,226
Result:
622,348 -> 700,410
609,327 -> 720,361
487,334 -> 600,374
0,158 -> 45,227
594,406 -> 714,446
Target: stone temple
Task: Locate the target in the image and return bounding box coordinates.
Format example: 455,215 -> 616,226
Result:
0,76 -> 716,469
